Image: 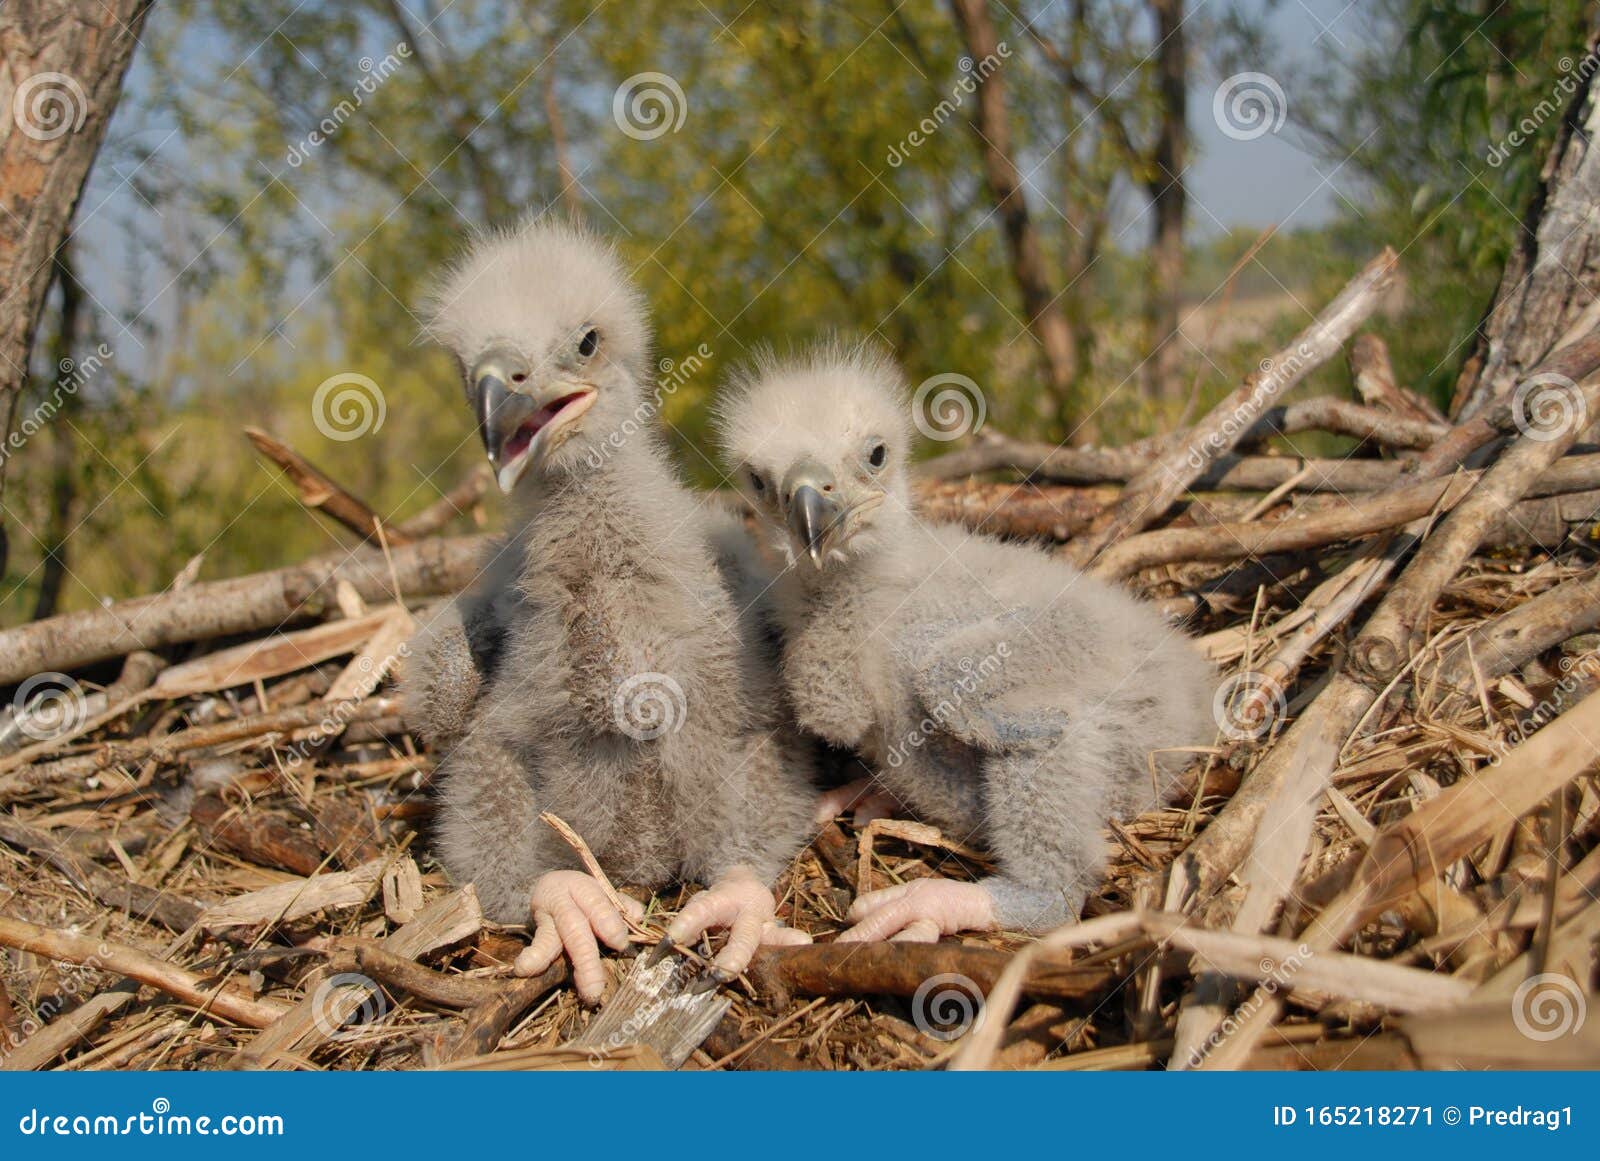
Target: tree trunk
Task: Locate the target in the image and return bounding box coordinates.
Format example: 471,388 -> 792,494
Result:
0,0 -> 153,576
1449,26 -> 1600,419
32,247 -> 79,619
947,0 -> 1078,432
1143,0 -> 1188,401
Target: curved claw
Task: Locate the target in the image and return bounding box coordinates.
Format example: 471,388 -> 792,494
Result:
839,878 -> 998,943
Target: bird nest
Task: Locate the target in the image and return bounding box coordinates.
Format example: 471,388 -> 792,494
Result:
2,254 -> 1599,1071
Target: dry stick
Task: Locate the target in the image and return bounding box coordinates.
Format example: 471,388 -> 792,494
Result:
0,817 -> 202,932
325,938 -> 498,1009
1180,342 -> 1600,1068
1203,684 -> 1600,1070
539,811 -> 661,945
1065,249 -> 1400,567
1092,473 -> 1480,580
0,695 -> 401,798
1169,331 -> 1600,914
0,536 -> 481,685
441,963 -> 570,1063
950,908 -> 1471,1072
1350,332 -> 1445,424
0,916 -> 287,1029
1435,568 -> 1600,689
1166,334 -> 1600,1066
0,985 -> 140,1072
236,885 -> 484,1069
245,427 -> 413,545
1252,397 -> 1446,450
748,942 -> 1118,1006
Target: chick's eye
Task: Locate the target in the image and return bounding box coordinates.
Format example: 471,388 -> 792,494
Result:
747,469 -> 766,494
577,328 -> 599,358
868,442 -> 887,469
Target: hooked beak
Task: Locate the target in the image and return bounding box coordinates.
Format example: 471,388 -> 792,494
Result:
782,462 -> 843,569
470,346 -> 597,494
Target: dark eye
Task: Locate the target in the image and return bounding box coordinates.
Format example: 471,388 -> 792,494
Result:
868,442 -> 887,469
577,328 -> 599,358
747,469 -> 765,494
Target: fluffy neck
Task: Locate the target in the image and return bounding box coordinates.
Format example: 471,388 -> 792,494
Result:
507,428 -> 694,585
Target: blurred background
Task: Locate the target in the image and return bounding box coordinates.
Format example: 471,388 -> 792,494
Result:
0,0 -> 1591,619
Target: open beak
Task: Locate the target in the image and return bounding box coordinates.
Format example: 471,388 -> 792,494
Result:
782,462 -> 844,569
471,347 -> 597,494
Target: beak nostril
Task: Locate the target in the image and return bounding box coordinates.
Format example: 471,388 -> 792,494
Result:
511,373 -> 527,383
822,484 -> 834,493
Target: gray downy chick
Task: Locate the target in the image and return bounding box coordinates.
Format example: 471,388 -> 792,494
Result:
409,219 -> 815,998
714,344 -> 1217,940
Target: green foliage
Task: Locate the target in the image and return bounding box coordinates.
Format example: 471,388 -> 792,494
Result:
8,0 -> 1560,619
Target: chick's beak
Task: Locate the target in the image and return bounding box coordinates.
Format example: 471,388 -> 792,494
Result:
472,347 -> 535,479
470,346 -> 597,494
783,462 -> 843,569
